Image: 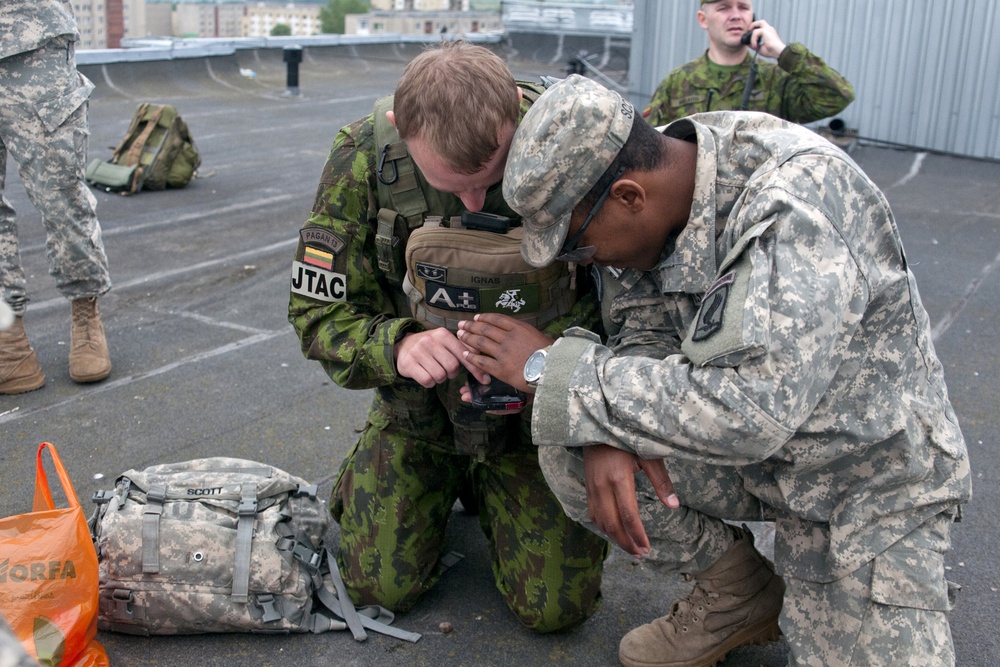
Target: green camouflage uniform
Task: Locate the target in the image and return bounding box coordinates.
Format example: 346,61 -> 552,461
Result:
515,111 -> 971,663
643,44 -> 854,127
288,97 -> 608,632
0,0 -> 111,315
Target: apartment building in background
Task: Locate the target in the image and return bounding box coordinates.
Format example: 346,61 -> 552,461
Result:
243,3 -> 323,38
172,0 -> 246,38
371,1 -> 470,10
73,0 -> 147,48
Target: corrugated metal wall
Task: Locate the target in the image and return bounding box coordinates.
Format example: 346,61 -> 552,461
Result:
629,0 -> 1000,160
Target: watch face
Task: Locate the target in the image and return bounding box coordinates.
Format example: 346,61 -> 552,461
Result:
524,350 -> 547,383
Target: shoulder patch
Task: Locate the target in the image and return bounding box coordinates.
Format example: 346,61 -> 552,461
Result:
692,270 -> 735,341
300,227 -> 346,255
291,261 -> 346,303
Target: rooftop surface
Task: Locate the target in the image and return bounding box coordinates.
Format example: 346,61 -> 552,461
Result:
1,42 -> 997,666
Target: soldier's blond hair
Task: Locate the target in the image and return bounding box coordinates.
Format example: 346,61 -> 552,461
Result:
394,41 -> 520,175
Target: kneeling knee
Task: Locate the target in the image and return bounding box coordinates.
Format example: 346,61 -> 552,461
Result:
507,589 -> 603,634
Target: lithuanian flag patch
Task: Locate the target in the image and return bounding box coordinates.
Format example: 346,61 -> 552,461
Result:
303,246 -> 334,270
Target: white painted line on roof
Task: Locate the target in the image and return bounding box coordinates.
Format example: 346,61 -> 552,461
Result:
890,152 -> 927,189
167,309 -> 274,335
205,58 -> 283,100
26,237 -> 297,314
0,329 -> 286,426
931,247 -> 1000,341
20,193 -> 303,253
98,63 -> 133,99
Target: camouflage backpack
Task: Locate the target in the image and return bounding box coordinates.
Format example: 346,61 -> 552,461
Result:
86,103 -> 201,194
89,457 -> 419,642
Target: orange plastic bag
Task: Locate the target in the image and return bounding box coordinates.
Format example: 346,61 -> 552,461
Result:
0,443 -> 109,667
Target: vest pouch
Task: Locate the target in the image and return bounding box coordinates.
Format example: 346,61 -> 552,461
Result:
403,224 -> 575,332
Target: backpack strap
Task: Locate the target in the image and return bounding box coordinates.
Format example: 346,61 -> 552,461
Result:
231,482 -> 258,603
314,547 -> 422,643
372,96 -> 428,285
141,483 -> 166,573
124,105 -> 165,168
112,102 -> 148,164
373,96 -> 429,230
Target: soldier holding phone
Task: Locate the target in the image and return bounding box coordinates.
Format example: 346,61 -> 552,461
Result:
643,0 -> 854,127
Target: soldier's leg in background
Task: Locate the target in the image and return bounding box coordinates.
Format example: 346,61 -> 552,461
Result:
782,510 -> 957,667
0,139 -> 29,314
3,39 -> 110,300
330,413 -> 465,612
475,439 -> 609,633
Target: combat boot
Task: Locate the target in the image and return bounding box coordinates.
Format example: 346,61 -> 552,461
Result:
0,316 -> 46,394
69,297 -> 111,383
619,525 -> 785,667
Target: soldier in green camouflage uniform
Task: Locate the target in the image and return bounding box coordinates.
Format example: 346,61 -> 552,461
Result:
643,0 -> 854,127
0,0 -> 113,394
458,75 -> 972,666
288,43 -> 607,632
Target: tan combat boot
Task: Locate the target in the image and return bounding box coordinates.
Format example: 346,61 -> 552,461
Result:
619,526 -> 785,667
69,297 -> 111,383
0,316 -> 46,394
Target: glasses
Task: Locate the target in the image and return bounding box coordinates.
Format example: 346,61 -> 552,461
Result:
556,166 -> 626,263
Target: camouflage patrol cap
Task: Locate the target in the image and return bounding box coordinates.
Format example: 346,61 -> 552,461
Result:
502,75 -> 634,268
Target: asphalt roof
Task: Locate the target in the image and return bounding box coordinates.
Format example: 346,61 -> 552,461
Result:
1,40 -> 997,666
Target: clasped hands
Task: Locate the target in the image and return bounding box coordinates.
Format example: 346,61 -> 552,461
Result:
456,313 -> 681,558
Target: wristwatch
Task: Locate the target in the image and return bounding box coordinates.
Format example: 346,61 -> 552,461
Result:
523,348 -> 549,387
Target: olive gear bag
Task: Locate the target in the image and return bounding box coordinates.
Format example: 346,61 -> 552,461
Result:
86,103 -> 200,194
88,457 -> 419,642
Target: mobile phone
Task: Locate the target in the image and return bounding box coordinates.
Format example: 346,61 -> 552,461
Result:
741,13 -> 761,47
470,378 -> 527,410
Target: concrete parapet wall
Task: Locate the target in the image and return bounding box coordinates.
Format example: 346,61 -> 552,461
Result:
78,34 -> 629,101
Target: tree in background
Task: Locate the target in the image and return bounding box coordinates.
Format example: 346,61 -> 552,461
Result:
320,0 -> 370,34
270,23 -> 292,36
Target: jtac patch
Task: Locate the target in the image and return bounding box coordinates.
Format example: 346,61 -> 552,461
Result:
692,270 -> 735,341
291,261 -> 346,303
425,281 -> 479,312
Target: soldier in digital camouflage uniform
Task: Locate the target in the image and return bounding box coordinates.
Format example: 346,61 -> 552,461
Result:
458,75 -> 972,666
643,0 -> 854,127
0,313 -> 32,667
0,0 -> 113,394
288,42 -> 608,632
0,616 -> 37,667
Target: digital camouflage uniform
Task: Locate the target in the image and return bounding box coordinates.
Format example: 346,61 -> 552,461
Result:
0,616 -> 36,667
288,96 -> 608,632
643,44 -> 854,127
0,0 -> 111,315
517,112 -> 971,663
